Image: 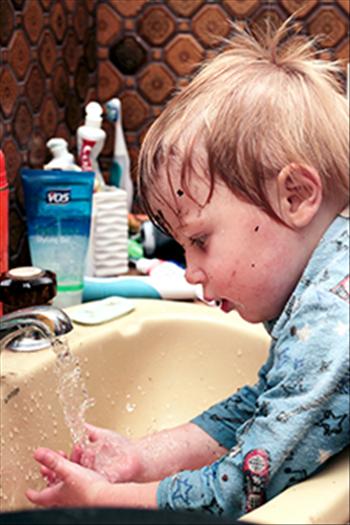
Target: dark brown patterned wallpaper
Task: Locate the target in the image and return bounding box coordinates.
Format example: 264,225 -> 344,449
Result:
1,0 -> 349,268
0,0 -> 97,267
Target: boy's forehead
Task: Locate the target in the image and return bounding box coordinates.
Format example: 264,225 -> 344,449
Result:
151,175 -> 207,235
147,141 -> 212,233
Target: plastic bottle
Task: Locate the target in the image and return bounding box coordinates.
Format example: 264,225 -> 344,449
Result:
21,168 -> 95,309
106,98 -> 133,211
44,138 -> 81,171
0,150 -> 9,315
77,101 -> 106,190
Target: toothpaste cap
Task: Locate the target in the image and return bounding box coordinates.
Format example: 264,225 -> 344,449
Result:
85,101 -> 103,128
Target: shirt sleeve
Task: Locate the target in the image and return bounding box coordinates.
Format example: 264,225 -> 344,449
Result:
157,289 -> 349,519
190,351 -> 274,450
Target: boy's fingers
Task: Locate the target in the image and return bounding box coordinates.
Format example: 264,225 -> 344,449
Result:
33,448 -> 71,481
25,485 -> 60,507
80,448 -> 95,469
85,423 -> 100,442
40,465 -> 57,485
70,445 -> 83,464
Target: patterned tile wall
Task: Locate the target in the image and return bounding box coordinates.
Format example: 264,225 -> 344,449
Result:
98,0 -> 349,186
1,0 -> 349,268
0,0 -> 97,267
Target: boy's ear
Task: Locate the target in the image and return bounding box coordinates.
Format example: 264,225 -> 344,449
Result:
274,163 -> 323,228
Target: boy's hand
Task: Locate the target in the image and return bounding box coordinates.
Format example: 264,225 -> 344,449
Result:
71,423 -> 142,483
26,448 -> 108,507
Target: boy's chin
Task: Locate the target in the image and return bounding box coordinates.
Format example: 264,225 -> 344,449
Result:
220,299 -> 270,324
237,309 -> 266,324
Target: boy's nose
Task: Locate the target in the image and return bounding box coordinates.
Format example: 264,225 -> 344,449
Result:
185,266 -> 205,285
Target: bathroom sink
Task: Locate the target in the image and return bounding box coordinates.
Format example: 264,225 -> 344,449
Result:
0,299 -> 348,523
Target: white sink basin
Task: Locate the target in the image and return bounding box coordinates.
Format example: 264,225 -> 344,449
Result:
0,300 -> 348,523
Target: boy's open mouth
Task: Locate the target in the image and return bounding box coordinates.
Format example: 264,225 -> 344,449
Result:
220,299 -> 235,313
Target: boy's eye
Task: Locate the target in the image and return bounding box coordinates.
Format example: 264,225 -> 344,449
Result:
190,235 -> 207,249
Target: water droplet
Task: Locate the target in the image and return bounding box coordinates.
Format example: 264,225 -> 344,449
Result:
126,402 -> 136,413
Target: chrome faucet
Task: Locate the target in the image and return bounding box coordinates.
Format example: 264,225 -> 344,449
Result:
0,305 -> 73,352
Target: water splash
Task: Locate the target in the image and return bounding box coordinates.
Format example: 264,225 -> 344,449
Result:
52,337 -> 95,446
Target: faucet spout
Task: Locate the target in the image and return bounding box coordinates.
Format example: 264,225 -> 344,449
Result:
0,305 -> 74,352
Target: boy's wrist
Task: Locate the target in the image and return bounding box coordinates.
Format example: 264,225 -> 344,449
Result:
132,440 -> 151,482
88,479 -> 112,507
89,480 -> 160,509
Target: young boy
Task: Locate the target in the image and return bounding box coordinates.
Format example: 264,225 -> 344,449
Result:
26,20 -> 349,520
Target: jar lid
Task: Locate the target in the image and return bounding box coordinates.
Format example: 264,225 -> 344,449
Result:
0,267 -> 57,308
8,266 -> 44,279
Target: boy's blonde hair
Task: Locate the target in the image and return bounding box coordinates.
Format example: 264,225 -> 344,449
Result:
138,18 -> 349,231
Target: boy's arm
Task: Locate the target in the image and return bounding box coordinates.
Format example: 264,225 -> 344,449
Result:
134,422 -> 228,482
190,354 -> 273,450
157,295 -> 349,518
73,421 -> 228,484
74,364 -> 271,484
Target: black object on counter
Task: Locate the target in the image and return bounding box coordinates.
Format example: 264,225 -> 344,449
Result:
0,266 -> 56,311
0,507 -> 245,524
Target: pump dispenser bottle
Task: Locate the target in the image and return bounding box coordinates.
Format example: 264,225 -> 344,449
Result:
45,138 -> 81,171
77,102 -> 106,190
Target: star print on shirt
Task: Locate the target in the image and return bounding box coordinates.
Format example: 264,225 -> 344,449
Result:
319,360 -> 332,372
275,347 -> 291,370
172,476 -> 193,505
281,376 -> 305,396
335,321 -> 348,336
315,409 -> 347,436
297,324 -> 311,341
293,357 -> 305,370
284,466 -> 307,488
336,372 -> 350,395
202,462 -> 219,488
201,497 -> 225,515
256,400 -> 270,417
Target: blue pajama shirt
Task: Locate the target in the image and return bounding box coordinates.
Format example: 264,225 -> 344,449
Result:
157,209 -> 349,519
